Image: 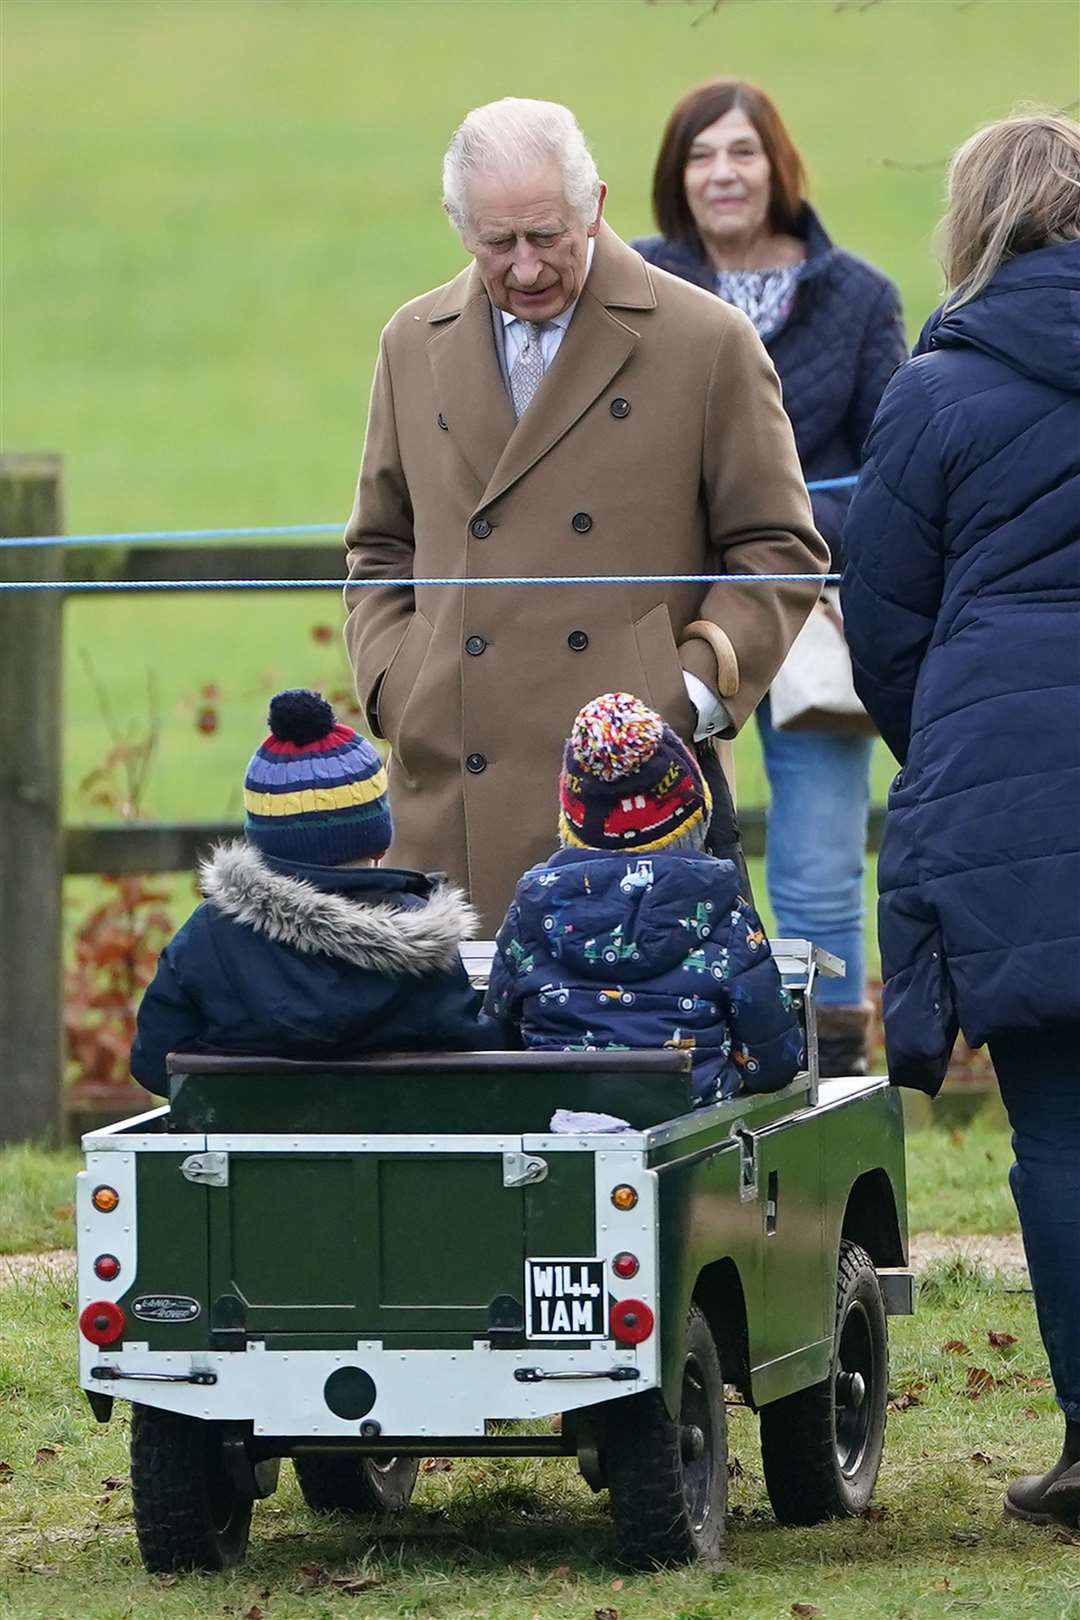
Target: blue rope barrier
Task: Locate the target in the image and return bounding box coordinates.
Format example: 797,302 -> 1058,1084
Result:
0,476 -> 858,551
0,572 -> 842,593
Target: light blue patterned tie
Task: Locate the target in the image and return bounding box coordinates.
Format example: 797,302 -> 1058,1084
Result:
509,321 -> 545,419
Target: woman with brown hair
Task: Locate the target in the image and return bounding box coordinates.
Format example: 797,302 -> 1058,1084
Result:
843,113 -> 1080,1527
634,81 -> 906,1078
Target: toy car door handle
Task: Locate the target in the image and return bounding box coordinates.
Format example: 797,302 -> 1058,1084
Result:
503,1152 -> 548,1187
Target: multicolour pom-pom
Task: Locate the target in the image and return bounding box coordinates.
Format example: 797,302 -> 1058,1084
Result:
569,692 -> 665,782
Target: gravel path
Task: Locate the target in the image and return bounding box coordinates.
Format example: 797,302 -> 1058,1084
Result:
0,1235 -> 1030,1286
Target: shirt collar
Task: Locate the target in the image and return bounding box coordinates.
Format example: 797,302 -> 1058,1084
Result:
500,235 -> 596,330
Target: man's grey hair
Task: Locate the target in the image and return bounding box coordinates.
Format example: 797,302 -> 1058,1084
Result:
442,98 -> 602,237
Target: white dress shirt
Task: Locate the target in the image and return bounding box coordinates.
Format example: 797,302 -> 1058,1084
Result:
492,238 -> 730,742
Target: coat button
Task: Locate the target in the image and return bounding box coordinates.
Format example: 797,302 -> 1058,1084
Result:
571,512 -> 592,534
465,635 -> 486,656
610,397 -> 631,418
466,752 -> 487,774
470,517 -> 492,539
437,412 -> 448,430
567,630 -> 589,651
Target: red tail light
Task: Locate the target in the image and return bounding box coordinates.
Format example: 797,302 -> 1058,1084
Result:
611,1297 -> 654,1345
80,1300 -> 125,1346
612,1252 -> 639,1279
93,1254 -> 120,1281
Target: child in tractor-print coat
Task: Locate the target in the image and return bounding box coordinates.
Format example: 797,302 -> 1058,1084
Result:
484,693 -> 804,1104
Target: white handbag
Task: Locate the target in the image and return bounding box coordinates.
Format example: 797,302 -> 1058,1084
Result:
768,589 -> 877,734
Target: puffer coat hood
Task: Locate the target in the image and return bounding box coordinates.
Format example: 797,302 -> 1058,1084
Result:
484,847 -> 804,1104
842,241 -> 1080,1093
130,844 -> 487,1093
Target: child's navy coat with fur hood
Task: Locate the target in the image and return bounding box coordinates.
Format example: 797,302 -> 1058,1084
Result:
130,843 -> 486,1093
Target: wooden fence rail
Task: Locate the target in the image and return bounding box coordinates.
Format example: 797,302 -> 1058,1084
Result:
1,454 -> 884,1145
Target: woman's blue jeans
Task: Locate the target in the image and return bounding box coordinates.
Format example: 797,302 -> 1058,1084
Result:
990,1027 -> 1080,1423
756,698 -> 874,1007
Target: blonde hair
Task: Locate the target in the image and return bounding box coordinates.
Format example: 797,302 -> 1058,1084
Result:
940,112 -> 1080,308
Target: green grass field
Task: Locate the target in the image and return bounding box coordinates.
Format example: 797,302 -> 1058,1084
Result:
6,0 -> 1077,841
2,1259 -> 1076,1620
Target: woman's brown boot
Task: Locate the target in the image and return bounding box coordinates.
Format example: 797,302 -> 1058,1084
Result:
816,1004 -> 872,1079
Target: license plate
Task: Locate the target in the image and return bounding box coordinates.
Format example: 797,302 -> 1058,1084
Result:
524,1258 -> 608,1340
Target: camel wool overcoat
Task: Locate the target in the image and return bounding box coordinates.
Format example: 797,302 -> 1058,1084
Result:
344,224 -> 829,929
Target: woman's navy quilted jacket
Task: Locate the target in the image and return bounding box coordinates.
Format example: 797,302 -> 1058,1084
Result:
841,241 -> 1080,1092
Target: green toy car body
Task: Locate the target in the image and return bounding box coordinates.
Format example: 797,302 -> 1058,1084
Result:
76,941 -> 911,1573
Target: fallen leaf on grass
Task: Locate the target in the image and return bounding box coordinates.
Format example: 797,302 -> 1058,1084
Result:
964,1366 -> 996,1398
791,1606 -> 822,1618
1054,1530 -> 1080,1545
100,1474 -> 128,1490
970,1451 -> 995,1465
33,1447 -> 58,1464
28,1564 -> 59,1576
988,1330 -> 1018,1349
158,1574 -> 179,1587
0,1461 -> 12,1483
553,1564 -> 570,1579
888,1390 -> 922,1411
950,1529 -> 982,1546
861,1503 -> 888,1520
331,1577 -> 382,1596
594,1609 -> 619,1620
941,1339 -> 970,1355
295,1561 -> 329,1591
310,624 -> 335,644
611,1577 -> 625,1590
421,1457 -> 453,1473
242,1607 -> 266,1620
52,1204 -> 74,1221
931,1579 -> 951,1593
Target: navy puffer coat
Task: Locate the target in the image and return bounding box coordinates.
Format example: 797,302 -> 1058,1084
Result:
484,848 -> 804,1103
633,206 -> 907,566
842,242 -> 1080,1093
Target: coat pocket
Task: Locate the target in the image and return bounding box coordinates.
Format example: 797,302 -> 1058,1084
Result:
376,610 -> 434,760
633,603 -> 695,740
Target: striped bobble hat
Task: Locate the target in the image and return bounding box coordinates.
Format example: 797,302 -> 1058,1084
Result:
243,690 -> 392,866
558,692 -> 711,854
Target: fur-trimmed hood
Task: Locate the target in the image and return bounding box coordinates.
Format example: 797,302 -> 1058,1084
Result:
199,841 -> 478,978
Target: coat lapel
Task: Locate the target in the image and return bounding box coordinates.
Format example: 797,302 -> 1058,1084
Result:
427,265 -> 515,492
426,226 -> 657,511
481,226 -> 655,509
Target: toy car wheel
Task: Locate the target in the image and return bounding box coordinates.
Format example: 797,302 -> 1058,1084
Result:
293,1454 -> 419,1516
601,947 -> 619,965
759,1239 -> 888,1524
602,1304 -> 727,1568
710,963 -> 726,981
130,1404 -> 253,1572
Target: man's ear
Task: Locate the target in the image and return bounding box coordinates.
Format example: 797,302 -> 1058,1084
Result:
587,182 -> 608,236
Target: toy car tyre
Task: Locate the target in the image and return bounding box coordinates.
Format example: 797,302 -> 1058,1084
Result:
293,1454 -> 419,1516
602,1304 -> 727,1568
759,1239 -> 888,1524
710,964 -> 726,981
130,1404 -> 253,1573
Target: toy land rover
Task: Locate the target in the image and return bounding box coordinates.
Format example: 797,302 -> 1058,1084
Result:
76,940 -> 912,1572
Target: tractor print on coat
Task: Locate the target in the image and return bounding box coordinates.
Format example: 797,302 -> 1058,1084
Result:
484,848 -> 805,1104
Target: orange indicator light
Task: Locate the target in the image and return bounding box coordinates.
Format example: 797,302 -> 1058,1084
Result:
611,1185 -> 638,1211
92,1185 -> 120,1213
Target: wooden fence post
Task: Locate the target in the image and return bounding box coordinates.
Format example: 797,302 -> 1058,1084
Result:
0,454 -> 64,1145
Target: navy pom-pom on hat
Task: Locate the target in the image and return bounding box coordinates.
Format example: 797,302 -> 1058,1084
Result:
243,689 -> 392,866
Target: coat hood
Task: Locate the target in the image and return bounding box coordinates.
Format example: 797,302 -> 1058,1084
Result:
513,849 -> 741,983
199,842 -> 478,978
920,241 -> 1080,393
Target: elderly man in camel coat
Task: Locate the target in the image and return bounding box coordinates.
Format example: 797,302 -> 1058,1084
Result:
344,98 -> 828,929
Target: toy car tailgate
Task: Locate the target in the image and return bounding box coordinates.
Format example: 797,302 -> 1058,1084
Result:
199,1139 -> 596,1339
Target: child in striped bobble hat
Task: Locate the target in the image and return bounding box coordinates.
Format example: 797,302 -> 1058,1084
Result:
484,692 -> 804,1104
131,690 -> 488,1093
